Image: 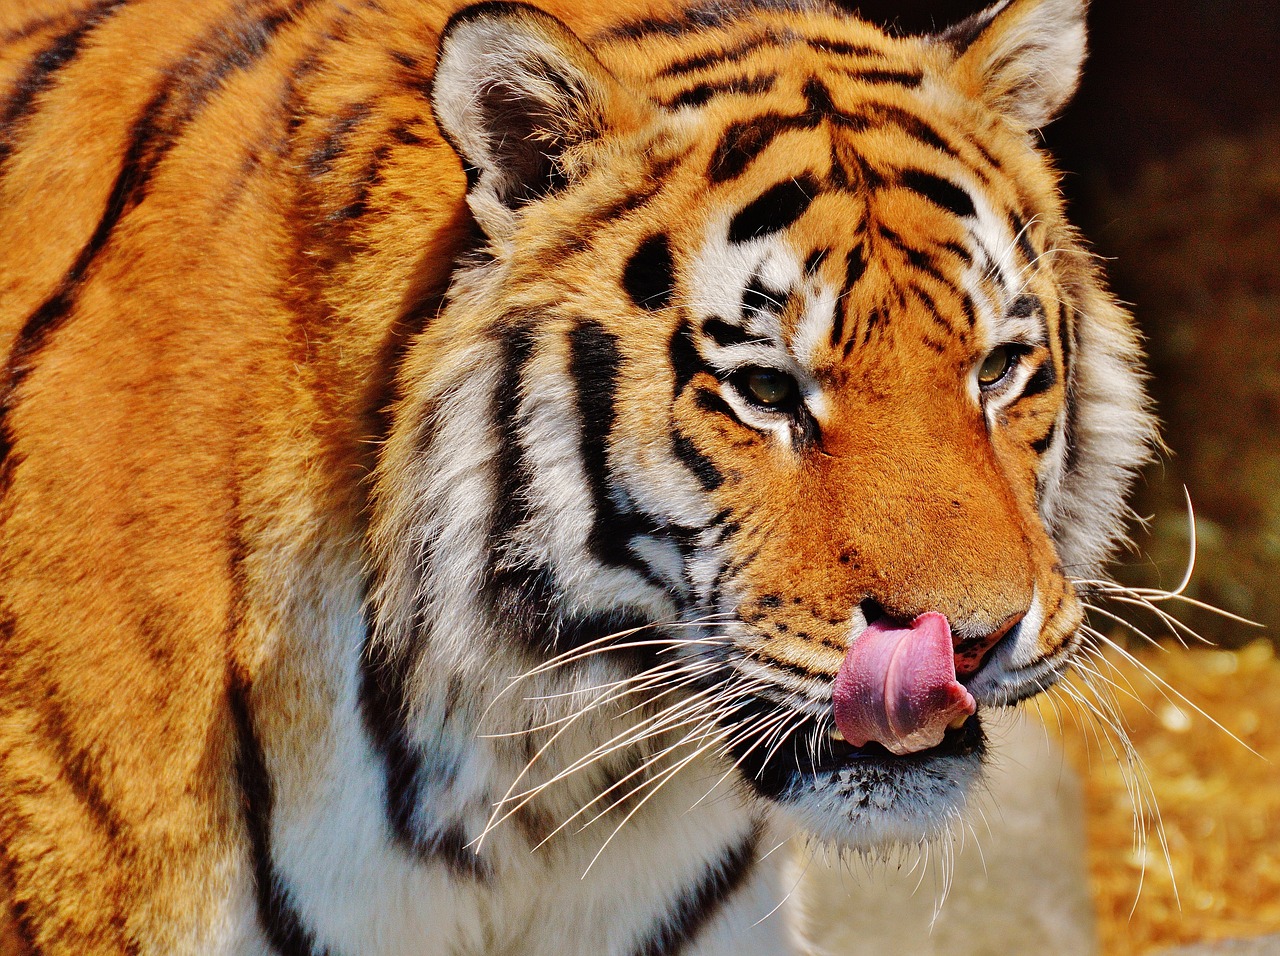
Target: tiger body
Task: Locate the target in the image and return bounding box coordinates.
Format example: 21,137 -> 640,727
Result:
0,0 -> 1154,953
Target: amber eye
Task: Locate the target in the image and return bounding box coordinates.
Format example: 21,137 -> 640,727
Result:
977,346 -> 1016,389
742,368 -> 796,407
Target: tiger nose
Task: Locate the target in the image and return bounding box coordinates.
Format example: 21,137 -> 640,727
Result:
951,611 -> 1025,679
859,598 -> 1024,679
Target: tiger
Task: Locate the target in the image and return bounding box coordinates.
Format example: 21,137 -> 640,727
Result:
0,0 -> 1157,952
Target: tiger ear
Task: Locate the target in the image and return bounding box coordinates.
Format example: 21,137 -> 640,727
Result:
939,0 -> 1088,132
431,2 -> 644,238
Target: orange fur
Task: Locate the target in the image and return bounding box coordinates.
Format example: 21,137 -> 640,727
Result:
0,0 -> 1151,951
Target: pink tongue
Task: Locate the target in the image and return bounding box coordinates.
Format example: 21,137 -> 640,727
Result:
832,612 -> 977,757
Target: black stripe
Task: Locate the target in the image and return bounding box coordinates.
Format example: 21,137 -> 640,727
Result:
0,409 -> 14,497
707,112 -> 815,183
305,99 -> 371,177
662,73 -> 775,109
843,244 -> 867,291
231,671 -> 331,956
741,275 -> 786,315
1020,358 -> 1057,398
357,636 -> 490,879
826,140 -> 853,191
3,0 -> 315,413
364,216 -> 484,451
744,649 -> 827,682
569,319 -> 640,574
727,175 -> 818,243
1031,421 -> 1057,455
605,15 -> 683,40
481,322 -> 591,650
31,675 -> 130,842
969,135 -> 1003,171
0,0 -> 129,172
588,160 -> 672,228
2,49 -> 179,488
495,560 -> 658,657
760,78 -> 960,169
899,168 -> 975,219
841,67 -> 922,88
722,696 -> 796,800
801,75 -> 837,119
324,137 -> 391,222
910,284 -> 951,335
1009,211 -> 1038,263
805,37 -> 877,57
701,317 -> 758,349
672,430 -> 723,491
623,234 -> 676,311
940,239 -> 974,266
857,104 -> 958,158
562,324 -> 668,593
691,385 -> 737,421
488,320 -> 539,543
904,244 -> 948,284
1008,293 -> 1043,320
670,319 -> 712,397
878,226 -> 950,285
829,305 -> 845,348
657,34 -> 769,76
1056,299 -> 1074,384
628,825 -> 761,956
860,304 -> 885,347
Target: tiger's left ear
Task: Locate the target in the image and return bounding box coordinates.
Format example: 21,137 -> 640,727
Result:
939,0 -> 1088,132
431,2 -> 647,238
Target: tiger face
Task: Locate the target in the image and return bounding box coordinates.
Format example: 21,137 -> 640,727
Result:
377,0 -> 1156,854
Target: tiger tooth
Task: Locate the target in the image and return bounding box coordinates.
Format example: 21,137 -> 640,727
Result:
829,727 -> 846,742
948,714 -> 970,730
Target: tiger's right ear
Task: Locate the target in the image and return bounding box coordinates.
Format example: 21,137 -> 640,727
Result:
939,0 -> 1088,132
431,2 -> 645,239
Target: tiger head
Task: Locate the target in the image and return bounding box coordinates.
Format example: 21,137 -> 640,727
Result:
374,0 -> 1155,852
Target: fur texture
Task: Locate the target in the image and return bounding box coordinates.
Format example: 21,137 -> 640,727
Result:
0,0 -> 1154,952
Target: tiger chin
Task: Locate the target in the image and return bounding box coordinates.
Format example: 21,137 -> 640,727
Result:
0,0 -> 1154,952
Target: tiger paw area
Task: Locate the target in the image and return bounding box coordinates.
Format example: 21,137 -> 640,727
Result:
800,1 -> 1279,954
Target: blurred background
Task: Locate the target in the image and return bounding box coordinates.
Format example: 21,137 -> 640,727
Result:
816,1 -> 1280,953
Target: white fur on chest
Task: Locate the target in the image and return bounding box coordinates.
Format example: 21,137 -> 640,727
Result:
245,561 -> 793,956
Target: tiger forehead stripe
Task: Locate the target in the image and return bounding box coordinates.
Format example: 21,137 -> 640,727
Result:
656,31 -> 778,76
708,112 -> 816,183
728,176 -> 819,244
837,67 -> 923,88
661,73 -> 776,110
706,75 -> 968,185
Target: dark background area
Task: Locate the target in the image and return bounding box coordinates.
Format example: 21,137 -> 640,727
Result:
847,0 -> 1280,177
851,0 -> 1280,646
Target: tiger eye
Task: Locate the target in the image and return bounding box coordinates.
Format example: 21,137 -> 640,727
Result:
746,369 -> 794,406
978,346 -> 1014,388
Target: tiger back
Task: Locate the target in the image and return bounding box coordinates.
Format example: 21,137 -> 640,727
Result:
0,0 -> 1155,953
